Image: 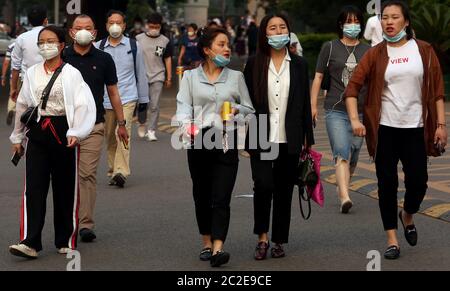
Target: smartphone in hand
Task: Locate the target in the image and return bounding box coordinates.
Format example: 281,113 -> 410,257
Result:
11,151 -> 22,166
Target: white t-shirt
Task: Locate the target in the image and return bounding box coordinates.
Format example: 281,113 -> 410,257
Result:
380,39 -> 424,128
364,16 -> 383,47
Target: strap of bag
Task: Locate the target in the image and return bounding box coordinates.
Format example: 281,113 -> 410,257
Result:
129,38 -> 138,83
299,186 -> 312,220
41,63 -> 66,110
326,40 -> 333,68
298,149 -> 313,220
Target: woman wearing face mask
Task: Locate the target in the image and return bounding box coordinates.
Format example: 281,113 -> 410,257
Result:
8,26 -> 96,259
177,23 -> 202,69
311,6 -> 370,214
243,14 -> 314,260
345,0 -> 447,260
176,27 -> 254,267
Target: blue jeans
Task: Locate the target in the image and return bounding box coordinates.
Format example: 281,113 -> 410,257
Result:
325,110 -> 364,169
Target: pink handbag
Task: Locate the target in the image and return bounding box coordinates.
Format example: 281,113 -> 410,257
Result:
307,149 -> 325,207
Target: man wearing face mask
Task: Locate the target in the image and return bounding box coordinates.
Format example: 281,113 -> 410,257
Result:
136,13 -> 173,141
63,14 -> 129,243
129,17 -> 145,39
95,10 -> 149,188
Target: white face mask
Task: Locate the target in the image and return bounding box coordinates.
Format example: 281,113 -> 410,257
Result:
74,29 -> 94,46
108,24 -> 123,39
148,29 -> 161,37
188,31 -> 195,37
38,43 -> 60,60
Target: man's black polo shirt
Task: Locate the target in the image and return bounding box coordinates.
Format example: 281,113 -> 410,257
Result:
63,45 -> 118,124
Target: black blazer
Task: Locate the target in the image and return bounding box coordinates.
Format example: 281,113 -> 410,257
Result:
243,53 -> 315,155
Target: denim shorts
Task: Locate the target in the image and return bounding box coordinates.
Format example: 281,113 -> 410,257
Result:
325,110 -> 364,167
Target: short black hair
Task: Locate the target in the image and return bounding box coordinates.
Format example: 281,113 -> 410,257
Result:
27,5 -> 47,27
381,0 -> 414,40
197,27 -> 230,60
38,25 -> 66,43
106,9 -> 126,22
72,14 -> 96,28
147,13 -> 163,25
336,5 -> 365,39
188,23 -> 198,31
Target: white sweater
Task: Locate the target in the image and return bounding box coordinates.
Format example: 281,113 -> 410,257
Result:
10,62 -> 96,144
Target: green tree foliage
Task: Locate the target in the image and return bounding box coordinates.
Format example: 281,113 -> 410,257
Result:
411,2 -> 450,72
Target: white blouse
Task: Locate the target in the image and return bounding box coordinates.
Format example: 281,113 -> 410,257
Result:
10,62 -> 96,144
34,64 -> 65,117
268,51 -> 291,143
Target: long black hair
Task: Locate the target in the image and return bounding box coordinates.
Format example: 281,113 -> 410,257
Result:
252,14 -> 291,109
381,0 -> 414,40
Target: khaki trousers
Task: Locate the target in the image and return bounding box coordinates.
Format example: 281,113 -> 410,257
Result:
104,102 -> 136,177
78,123 -> 105,230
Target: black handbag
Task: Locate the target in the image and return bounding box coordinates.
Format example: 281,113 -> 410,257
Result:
296,150 -> 319,220
20,106 -> 39,128
20,63 -> 66,128
320,41 -> 333,91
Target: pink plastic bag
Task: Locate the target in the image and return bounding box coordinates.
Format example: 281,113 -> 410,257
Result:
306,149 -> 325,207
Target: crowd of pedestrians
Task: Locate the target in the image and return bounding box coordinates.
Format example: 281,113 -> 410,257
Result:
3,1 -> 448,267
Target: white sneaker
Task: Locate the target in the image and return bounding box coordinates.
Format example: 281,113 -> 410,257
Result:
58,248 -> 73,254
137,125 -> 147,139
147,130 -> 158,141
9,244 -> 38,259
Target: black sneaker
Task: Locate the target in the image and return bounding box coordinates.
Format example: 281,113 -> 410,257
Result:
384,245 -> 400,260
210,251 -> 230,267
80,228 -> 96,243
112,173 -> 126,188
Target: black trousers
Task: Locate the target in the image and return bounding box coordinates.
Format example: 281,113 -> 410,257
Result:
20,116 -> 79,251
375,125 -> 428,231
250,144 -> 299,244
187,148 -> 239,243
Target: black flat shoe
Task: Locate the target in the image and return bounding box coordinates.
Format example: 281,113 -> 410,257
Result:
384,245 -> 400,260
199,247 -> 212,261
271,244 -> 286,259
80,228 -> 96,243
399,211 -> 418,246
210,251 -> 230,267
254,241 -> 270,261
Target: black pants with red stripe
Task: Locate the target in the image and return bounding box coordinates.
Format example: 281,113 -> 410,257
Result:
20,116 -> 79,252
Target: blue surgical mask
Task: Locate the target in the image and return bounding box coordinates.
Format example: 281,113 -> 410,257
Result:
383,27 -> 407,43
343,24 -> 361,39
267,34 -> 290,50
211,53 -> 231,67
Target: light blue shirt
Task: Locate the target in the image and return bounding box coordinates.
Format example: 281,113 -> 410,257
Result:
95,36 -> 149,109
176,65 -> 255,129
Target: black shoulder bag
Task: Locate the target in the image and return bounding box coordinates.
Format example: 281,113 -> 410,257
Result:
21,63 -> 66,128
321,41 -> 333,91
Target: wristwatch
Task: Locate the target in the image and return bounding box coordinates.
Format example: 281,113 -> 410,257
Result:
117,120 -> 126,126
